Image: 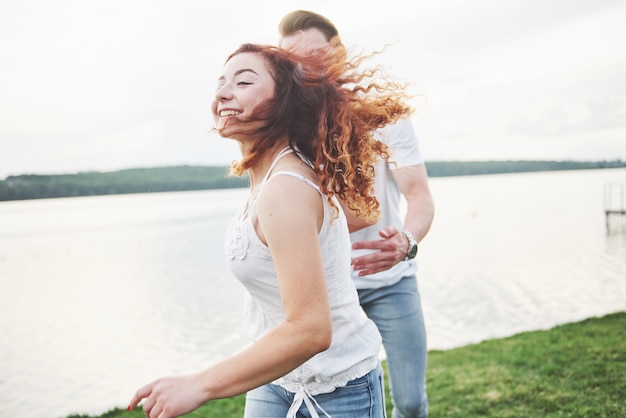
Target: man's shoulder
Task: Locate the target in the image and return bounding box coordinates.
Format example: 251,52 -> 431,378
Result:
375,118 -> 423,166
374,118 -> 416,145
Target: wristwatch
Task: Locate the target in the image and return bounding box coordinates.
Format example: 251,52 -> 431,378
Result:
402,230 -> 418,260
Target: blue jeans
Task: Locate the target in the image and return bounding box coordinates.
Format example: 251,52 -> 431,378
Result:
243,363 -> 386,417
358,275 -> 428,418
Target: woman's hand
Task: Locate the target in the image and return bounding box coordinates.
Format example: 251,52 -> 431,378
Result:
127,373 -> 207,418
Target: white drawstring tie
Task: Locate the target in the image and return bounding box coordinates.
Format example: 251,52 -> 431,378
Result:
286,385 -> 332,418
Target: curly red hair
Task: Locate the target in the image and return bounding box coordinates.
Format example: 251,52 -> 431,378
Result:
223,42 -> 412,222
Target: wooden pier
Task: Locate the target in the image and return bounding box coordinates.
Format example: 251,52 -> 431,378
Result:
604,183 -> 626,230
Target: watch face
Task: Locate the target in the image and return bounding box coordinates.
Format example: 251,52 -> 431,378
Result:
408,244 -> 418,259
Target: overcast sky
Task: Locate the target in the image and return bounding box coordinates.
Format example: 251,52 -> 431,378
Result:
1,0 -> 625,178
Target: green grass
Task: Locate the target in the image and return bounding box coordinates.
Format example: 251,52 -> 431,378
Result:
67,311 -> 625,418
426,312 -> 625,417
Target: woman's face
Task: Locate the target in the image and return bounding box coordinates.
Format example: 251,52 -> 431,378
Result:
212,52 -> 276,139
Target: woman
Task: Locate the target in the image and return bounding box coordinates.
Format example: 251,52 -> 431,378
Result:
128,43 -> 412,417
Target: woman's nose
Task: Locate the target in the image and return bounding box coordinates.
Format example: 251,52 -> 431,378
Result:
215,85 -> 231,101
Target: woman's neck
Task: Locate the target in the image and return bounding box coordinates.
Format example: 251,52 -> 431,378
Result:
245,141 -> 290,190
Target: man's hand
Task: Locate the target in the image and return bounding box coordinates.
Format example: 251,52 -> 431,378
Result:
351,226 -> 409,276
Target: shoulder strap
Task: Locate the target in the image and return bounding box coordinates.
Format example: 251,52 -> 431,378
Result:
264,147 -> 294,181
245,147 -> 294,216
268,171 -> 322,196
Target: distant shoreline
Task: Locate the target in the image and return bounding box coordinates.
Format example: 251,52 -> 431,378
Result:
1,160 -> 625,202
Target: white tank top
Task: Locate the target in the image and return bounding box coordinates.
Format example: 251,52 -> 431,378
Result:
224,147 -> 381,405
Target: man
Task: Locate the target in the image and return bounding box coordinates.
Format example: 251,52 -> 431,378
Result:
279,10 -> 435,418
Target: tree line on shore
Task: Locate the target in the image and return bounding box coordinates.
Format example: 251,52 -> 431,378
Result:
1,160 -> 624,201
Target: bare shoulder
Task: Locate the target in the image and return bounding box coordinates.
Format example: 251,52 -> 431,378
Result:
256,172 -> 324,229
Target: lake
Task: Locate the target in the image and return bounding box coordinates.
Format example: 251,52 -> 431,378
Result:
1,168 -> 625,418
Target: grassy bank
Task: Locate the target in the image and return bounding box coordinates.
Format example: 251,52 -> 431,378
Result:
67,311 -> 625,418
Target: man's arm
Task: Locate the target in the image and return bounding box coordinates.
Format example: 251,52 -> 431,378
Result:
394,163 -> 434,243
351,163 -> 434,276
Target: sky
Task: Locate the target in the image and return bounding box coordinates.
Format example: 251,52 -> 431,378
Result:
1,0 -> 625,178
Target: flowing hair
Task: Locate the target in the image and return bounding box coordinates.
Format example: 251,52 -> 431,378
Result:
222,43 -> 412,222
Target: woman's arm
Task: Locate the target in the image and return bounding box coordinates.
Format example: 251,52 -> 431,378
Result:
128,175 -> 332,417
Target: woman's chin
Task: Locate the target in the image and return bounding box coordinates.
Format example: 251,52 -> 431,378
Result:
216,118 -> 265,140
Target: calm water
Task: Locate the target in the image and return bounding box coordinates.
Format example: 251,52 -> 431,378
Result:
1,168 -> 625,418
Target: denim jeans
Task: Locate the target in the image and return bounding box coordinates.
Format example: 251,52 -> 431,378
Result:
358,275 -> 428,418
243,363 -> 386,417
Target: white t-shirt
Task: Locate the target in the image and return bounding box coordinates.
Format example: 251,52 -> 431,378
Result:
350,118 -> 424,289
